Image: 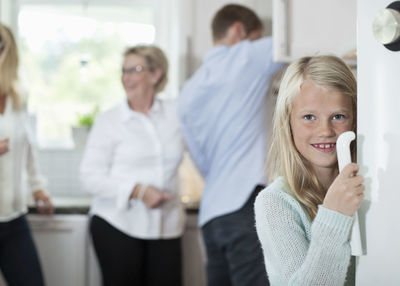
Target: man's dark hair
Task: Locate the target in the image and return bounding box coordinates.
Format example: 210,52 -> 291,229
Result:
211,4 -> 262,41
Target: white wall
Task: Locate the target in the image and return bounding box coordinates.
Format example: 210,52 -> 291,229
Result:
0,0 -> 19,33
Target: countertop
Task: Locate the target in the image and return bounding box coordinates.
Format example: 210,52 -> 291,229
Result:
28,196 -> 199,215
28,196 -> 93,214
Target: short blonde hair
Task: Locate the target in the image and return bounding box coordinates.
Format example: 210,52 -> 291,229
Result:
268,55 -> 357,219
124,45 -> 168,94
0,23 -> 22,110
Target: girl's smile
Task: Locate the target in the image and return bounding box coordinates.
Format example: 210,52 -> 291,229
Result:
311,143 -> 336,152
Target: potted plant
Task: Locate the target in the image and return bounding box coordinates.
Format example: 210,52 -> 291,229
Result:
71,106 -> 99,148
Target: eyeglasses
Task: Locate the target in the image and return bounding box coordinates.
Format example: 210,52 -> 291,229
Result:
122,65 -> 150,75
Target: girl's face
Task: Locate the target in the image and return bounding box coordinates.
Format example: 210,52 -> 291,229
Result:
290,80 -> 354,175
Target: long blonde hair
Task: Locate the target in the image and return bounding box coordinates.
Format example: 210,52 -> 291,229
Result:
268,55 -> 357,220
0,23 -> 22,110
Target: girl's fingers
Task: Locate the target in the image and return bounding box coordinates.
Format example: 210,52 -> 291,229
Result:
340,163 -> 359,178
348,175 -> 364,187
354,184 -> 365,195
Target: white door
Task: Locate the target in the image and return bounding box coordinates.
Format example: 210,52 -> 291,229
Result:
356,0 -> 400,284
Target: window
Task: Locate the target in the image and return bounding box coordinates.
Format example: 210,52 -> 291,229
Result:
17,0 -> 182,148
11,0 -> 202,203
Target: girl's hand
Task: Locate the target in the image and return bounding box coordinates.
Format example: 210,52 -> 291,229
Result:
141,186 -> 171,209
0,138 -> 9,155
323,163 -> 365,216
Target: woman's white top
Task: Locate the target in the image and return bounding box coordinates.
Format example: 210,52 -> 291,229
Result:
80,98 -> 185,239
0,97 -> 46,222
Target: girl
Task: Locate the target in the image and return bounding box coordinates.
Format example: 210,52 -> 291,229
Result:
254,55 -> 364,285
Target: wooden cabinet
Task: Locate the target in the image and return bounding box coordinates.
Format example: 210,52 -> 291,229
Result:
182,213 -> 207,286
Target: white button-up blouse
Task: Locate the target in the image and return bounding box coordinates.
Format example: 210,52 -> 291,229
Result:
0,97 -> 46,222
80,99 -> 185,239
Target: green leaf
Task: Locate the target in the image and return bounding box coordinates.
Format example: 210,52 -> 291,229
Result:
76,105 -> 99,128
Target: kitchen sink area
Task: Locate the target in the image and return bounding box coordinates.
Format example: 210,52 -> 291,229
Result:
26,208 -> 205,286
20,149 -> 206,286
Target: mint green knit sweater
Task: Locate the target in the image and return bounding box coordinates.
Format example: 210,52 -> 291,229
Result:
254,177 -> 355,286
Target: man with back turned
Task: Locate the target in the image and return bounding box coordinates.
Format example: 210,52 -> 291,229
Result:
178,4 -> 283,286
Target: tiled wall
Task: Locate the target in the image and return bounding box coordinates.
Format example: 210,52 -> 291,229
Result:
37,148 -> 204,205
37,149 -> 85,197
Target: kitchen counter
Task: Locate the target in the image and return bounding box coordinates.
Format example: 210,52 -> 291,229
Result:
28,196 -> 199,215
28,196 -> 93,214
27,198 -> 205,286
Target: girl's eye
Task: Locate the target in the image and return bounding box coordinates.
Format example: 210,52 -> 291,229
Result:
304,114 -> 315,120
333,114 -> 345,120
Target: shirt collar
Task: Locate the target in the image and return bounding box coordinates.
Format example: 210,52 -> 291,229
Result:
203,40 -> 251,62
203,45 -> 227,63
120,98 -> 162,122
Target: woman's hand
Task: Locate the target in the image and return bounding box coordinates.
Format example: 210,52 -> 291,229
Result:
323,163 -> 365,216
0,138 -> 9,155
33,190 -> 54,215
142,186 -> 171,209
131,184 -> 171,209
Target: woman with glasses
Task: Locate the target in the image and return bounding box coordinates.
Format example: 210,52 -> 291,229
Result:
0,23 -> 53,286
80,45 -> 185,286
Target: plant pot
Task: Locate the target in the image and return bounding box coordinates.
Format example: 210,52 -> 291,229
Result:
71,126 -> 90,149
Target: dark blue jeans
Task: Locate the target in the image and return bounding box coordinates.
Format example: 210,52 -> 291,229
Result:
202,186 -> 269,286
0,215 -> 45,286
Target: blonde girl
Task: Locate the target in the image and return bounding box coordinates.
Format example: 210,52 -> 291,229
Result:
255,55 -> 364,285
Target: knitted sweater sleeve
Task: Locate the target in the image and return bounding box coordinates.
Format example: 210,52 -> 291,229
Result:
255,189 -> 354,285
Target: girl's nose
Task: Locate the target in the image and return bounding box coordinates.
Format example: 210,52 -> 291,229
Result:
317,120 -> 335,137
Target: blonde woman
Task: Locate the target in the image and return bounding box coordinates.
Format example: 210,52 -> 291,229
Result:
0,23 -> 53,286
254,55 -> 364,285
81,45 -> 184,286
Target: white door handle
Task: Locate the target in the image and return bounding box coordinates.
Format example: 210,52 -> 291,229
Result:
336,131 -> 364,256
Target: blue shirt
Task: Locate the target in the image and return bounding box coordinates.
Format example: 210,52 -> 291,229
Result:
178,37 -> 283,226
